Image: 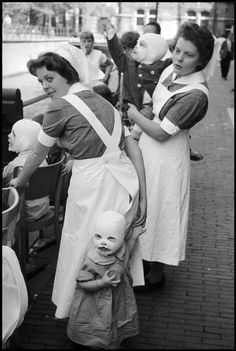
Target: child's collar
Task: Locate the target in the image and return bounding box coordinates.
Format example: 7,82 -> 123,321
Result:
87,243 -> 126,265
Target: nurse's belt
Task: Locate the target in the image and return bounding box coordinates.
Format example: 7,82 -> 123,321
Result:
62,93 -> 122,152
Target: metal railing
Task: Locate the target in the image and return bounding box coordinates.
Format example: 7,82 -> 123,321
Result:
23,93 -> 48,107
3,24 -> 75,41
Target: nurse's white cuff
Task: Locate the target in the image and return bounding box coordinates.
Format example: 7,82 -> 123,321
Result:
160,117 -> 180,136
124,126 -> 131,137
38,129 -> 57,147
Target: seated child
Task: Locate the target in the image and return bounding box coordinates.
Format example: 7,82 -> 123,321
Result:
80,30 -> 114,86
67,210 -> 145,349
2,119 -> 50,222
105,23 -> 172,140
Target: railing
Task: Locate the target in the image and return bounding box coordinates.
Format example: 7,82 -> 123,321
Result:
23,94 -> 48,107
3,24 -> 76,41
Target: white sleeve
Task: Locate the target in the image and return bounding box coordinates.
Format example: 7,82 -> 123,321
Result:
38,129 -> 57,147
99,51 -> 108,65
160,117 -> 181,136
124,126 -> 131,137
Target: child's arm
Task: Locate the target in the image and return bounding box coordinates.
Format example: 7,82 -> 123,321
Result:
104,22 -> 129,72
78,270 -> 121,292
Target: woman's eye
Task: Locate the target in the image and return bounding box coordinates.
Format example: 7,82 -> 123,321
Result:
47,77 -> 53,82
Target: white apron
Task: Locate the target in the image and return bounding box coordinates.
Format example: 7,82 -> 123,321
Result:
139,65 -> 208,265
2,246 -> 28,347
52,85 -> 144,318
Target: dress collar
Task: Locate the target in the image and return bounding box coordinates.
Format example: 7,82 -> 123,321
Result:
67,82 -> 91,94
172,70 -> 206,85
87,244 -> 126,265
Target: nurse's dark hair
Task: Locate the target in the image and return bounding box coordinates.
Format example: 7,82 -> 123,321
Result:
27,52 -> 79,84
172,22 -> 215,70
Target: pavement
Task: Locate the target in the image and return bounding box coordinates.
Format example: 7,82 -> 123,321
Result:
6,61 -> 234,350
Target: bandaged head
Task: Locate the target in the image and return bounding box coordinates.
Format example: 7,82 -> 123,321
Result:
8,119 -> 41,153
135,33 -> 168,64
93,211 -> 126,256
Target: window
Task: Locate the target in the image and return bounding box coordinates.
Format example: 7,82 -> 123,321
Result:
136,9 -> 144,26
149,9 -> 156,23
186,10 -> 196,23
200,11 -> 209,27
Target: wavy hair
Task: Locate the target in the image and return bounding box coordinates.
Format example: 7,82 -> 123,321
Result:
27,52 -> 79,84
172,22 -> 215,70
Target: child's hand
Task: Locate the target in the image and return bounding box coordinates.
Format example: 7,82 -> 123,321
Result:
101,270 -> 121,287
103,21 -> 116,40
127,103 -> 138,123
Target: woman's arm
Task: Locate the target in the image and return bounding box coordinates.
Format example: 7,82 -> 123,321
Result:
10,140 -> 50,188
127,103 -> 171,142
124,135 -> 147,227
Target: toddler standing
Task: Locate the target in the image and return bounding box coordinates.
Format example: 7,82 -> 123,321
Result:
67,211 -> 145,349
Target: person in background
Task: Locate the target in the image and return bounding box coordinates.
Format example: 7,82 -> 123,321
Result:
92,83 -> 115,106
80,31 -> 114,85
219,31 -> 233,80
143,21 -> 203,161
67,211 -> 145,349
2,119 -> 49,222
143,21 -> 161,35
127,22 -> 217,293
10,43 -> 147,318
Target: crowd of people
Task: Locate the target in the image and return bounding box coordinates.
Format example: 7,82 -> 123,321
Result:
3,18 -> 229,349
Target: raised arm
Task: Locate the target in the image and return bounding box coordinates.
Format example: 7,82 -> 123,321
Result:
104,23 -> 129,72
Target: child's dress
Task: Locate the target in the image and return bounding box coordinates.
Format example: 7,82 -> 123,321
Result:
67,243 -> 139,349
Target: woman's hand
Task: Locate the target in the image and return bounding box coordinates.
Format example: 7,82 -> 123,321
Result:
127,103 -> 139,123
133,194 -> 147,227
61,160 -> 73,176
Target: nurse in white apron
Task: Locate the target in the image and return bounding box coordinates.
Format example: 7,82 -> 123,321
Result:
127,22 -> 220,293
10,43 -> 147,318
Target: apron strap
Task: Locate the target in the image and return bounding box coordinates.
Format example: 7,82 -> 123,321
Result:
168,83 -> 209,97
62,94 -> 121,152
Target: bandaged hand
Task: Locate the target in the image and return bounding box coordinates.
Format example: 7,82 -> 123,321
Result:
103,21 -> 116,40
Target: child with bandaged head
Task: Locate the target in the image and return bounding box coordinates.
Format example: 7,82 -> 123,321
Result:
105,23 -> 172,141
67,210 -> 145,349
2,119 -> 49,221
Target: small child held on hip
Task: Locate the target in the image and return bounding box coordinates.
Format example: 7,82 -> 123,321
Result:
67,211 -> 145,349
2,119 -> 49,222
104,22 -> 172,141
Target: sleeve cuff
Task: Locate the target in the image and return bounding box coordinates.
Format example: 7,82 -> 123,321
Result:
38,129 -> 57,147
124,126 -> 131,138
160,117 -> 181,136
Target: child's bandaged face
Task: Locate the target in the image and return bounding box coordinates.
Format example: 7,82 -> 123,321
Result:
131,33 -> 168,65
8,126 -> 22,152
8,119 -> 41,153
93,211 -> 126,256
93,231 -> 124,256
